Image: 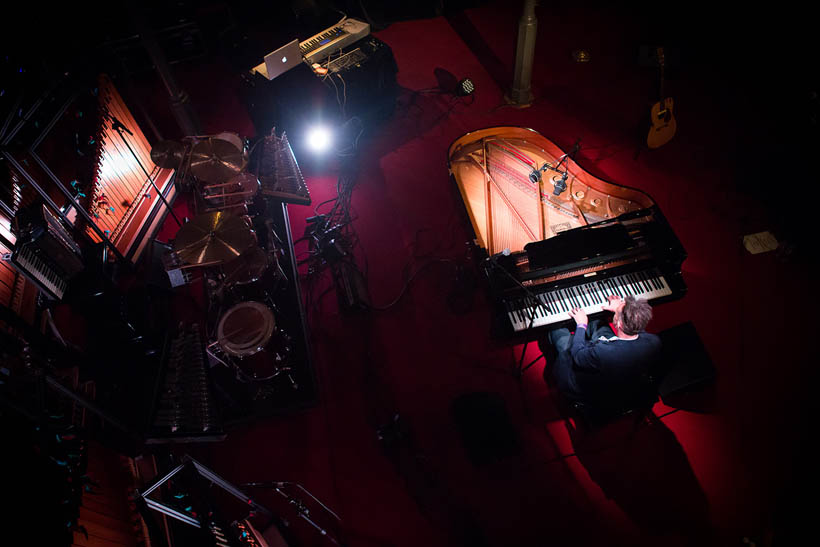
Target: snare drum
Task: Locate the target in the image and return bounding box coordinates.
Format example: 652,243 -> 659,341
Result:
217,301 -> 275,358
216,301 -> 289,380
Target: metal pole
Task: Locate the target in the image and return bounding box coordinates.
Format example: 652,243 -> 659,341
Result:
126,0 -> 201,136
3,151 -> 119,256
27,92 -> 125,260
508,0 -> 538,107
25,151 -> 126,262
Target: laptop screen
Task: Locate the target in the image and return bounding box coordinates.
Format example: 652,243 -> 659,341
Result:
263,39 -> 302,80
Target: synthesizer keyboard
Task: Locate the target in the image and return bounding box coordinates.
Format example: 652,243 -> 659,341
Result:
299,18 -> 370,63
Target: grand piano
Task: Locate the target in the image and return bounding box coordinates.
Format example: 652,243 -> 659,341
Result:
448,126 -> 687,336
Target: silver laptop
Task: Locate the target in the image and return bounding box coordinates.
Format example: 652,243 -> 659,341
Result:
258,39 -> 302,80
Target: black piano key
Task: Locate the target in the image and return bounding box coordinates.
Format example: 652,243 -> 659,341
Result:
589,283 -> 601,303
646,272 -> 661,291
541,294 -> 552,314
570,288 -> 581,308
559,289 -> 571,310
634,274 -> 646,294
582,284 -> 594,304
568,287 -> 579,307
639,271 -> 653,292
625,274 -> 638,294
545,292 -> 556,312
570,287 -> 584,308
604,278 -> 617,298
579,286 -> 591,306
575,287 -> 585,307
623,276 -> 635,296
593,283 -> 605,303
634,271 -> 646,292
652,274 -> 663,291
565,288 -> 575,308
572,286 -> 584,307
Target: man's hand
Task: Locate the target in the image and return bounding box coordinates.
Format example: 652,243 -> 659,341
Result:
569,307 -> 588,326
602,295 -> 624,313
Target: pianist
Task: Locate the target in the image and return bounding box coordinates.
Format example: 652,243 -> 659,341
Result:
545,294 -> 661,411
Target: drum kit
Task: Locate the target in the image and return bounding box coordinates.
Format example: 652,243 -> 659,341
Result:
153,133 -> 295,388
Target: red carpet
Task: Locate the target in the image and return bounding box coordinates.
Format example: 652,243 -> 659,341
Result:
145,3 -> 815,546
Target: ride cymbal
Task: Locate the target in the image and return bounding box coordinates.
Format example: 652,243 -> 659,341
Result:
172,212 -> 256,264
190,137 -> 247,183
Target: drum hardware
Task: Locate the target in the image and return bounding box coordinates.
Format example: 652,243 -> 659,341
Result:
264,218 -> 289,285
162,249 -> 225,287
150,140 -> 185,168
206,321 -> 296,386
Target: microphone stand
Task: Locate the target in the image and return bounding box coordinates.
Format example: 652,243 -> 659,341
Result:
105,111 -> 182,227
484,255 -> 552,378
242,481 -> 343,546
530,139 -> 581,196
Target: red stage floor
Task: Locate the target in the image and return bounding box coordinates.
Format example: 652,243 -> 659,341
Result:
145,3 -> 815,546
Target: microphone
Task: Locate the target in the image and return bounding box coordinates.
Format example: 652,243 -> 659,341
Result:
110,115 -> 133,135
552,172 -> 568,195
529,169 -> 541,184
489,248 -> 511,261
568,139 -> 581,159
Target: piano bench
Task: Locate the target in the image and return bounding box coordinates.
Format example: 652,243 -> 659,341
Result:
565,381 -> 659,431
569,400 -> 651,431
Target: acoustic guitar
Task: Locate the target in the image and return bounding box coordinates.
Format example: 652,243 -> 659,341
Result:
647,47 -> 676,149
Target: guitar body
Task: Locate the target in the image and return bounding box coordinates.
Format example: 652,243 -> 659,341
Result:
647,97 -> 676,148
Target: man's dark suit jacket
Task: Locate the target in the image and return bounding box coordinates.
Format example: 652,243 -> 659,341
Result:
567,327 -> 662,409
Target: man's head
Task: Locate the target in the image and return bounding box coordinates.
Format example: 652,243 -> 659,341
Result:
615,295 -> 653,335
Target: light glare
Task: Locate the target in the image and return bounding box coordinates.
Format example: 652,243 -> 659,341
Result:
306,126 -> 332,152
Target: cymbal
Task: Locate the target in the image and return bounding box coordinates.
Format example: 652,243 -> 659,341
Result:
150,140 -> 184,168
223,245 -> 269,285
190,137 -> 247,183
172,212 -> 256,264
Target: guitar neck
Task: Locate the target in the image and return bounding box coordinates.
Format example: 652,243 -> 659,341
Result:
655,46 -> 668,103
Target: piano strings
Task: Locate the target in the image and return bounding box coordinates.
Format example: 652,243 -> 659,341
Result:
449,127 -> 686,336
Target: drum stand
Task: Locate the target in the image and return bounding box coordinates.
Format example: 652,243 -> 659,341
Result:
241,481 -> 343,546
205,341 -> 298,390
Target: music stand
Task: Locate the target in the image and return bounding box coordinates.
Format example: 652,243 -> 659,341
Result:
140,455 -> 271,529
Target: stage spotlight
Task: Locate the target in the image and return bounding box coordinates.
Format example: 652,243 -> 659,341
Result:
456,78 -> 475,96
306,126 -> 333,152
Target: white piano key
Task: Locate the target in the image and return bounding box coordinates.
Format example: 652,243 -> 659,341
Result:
506,268 -> 673,331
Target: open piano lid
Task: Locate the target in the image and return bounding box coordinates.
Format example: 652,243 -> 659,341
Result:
448,126 -> 656,256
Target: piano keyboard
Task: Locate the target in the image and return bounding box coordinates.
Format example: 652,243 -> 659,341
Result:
505,267 -> 672,332
299,18 -> 370,63
11,245 -> 68,299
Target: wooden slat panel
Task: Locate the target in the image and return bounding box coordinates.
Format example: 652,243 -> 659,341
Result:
85,74 -> 174,262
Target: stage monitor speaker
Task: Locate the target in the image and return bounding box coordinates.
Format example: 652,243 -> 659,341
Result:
452,392 -> 518,465
656,321 -> 716,400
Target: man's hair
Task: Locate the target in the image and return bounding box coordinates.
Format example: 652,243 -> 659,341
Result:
620,295 -> 653,335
